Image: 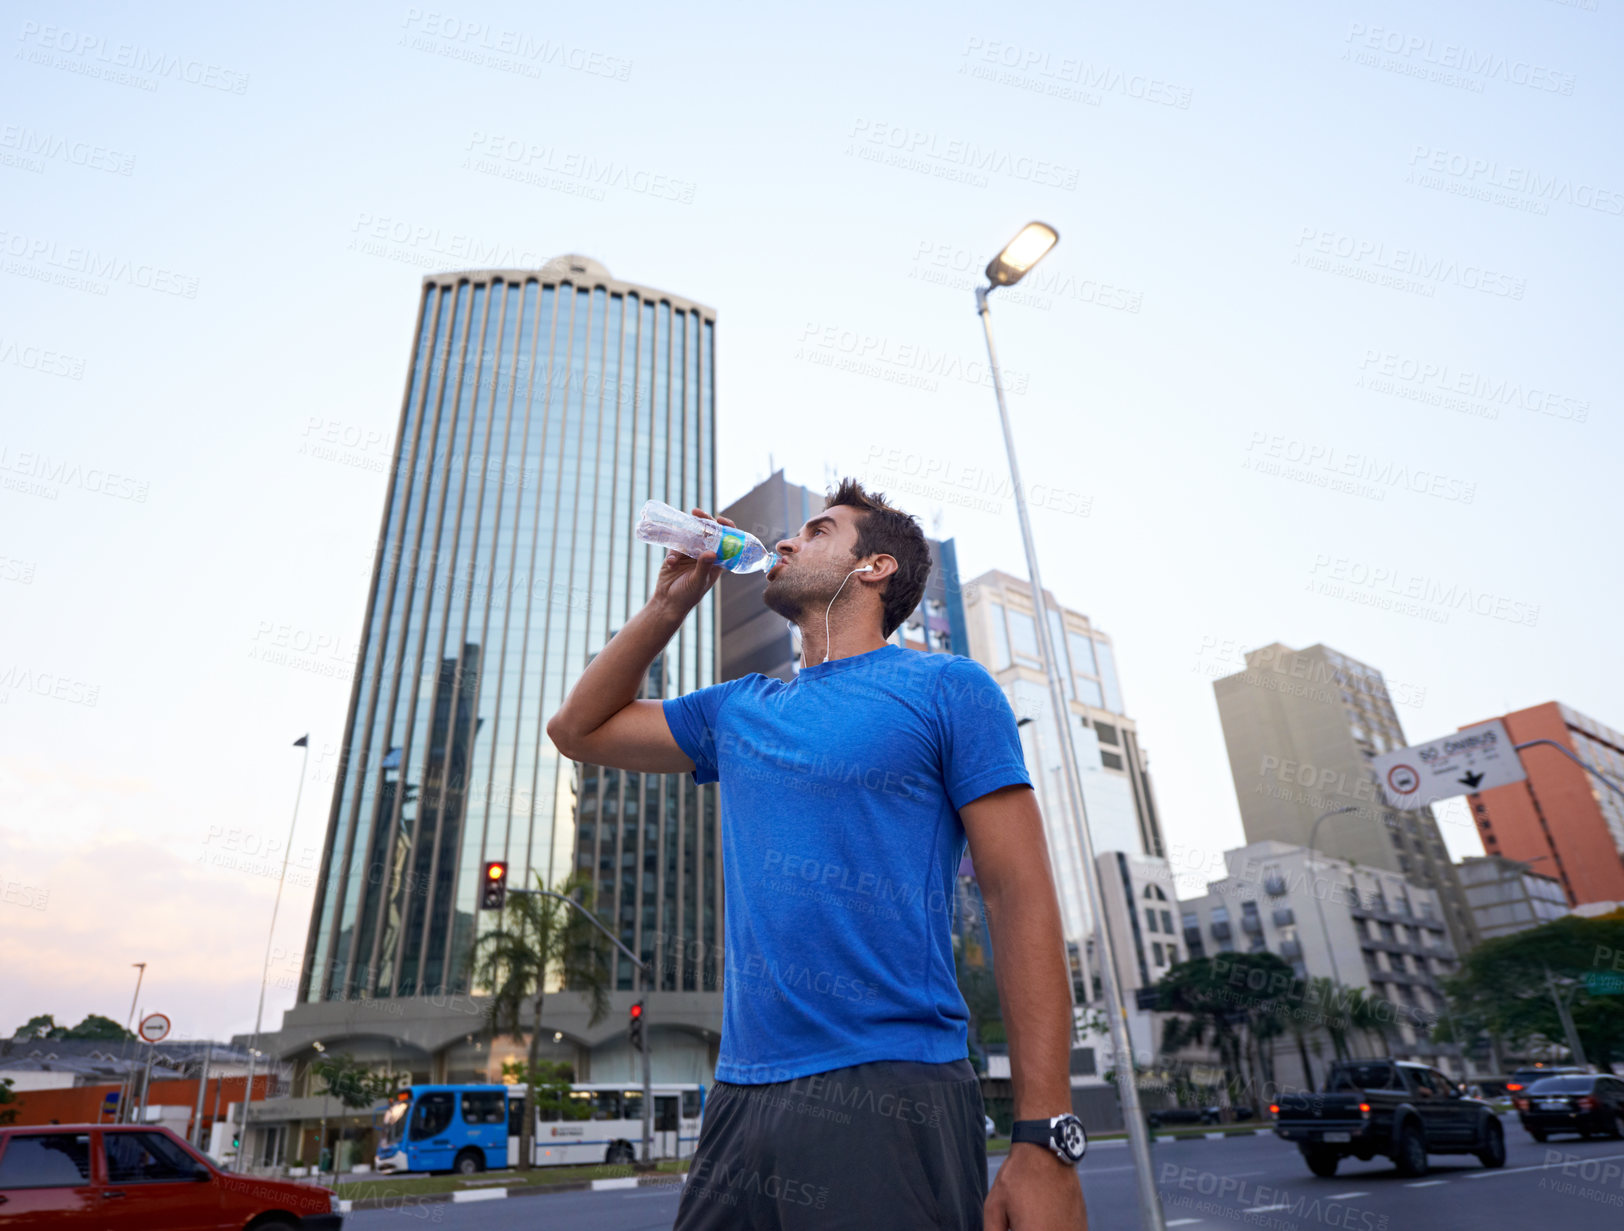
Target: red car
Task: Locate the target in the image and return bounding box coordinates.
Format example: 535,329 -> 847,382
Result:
0,1123 -> 341,1230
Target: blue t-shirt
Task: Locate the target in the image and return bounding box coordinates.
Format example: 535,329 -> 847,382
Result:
662,643 -> 1031,1084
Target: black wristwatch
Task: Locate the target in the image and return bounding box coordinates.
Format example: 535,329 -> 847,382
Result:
1010,1113 -> 1087,1165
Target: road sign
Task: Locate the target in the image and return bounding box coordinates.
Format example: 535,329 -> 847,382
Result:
1373,720 -> 1527,811
138,1013 -> 171,1043
1585,971 -> 1624,996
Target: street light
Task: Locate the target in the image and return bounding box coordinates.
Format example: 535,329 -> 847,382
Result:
237,734 -> 312,1172
1306,806 -> 1359,989
976,223 -> 1165,1231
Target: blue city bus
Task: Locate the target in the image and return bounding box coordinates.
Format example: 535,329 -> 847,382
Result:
376,1082 -> 705,1174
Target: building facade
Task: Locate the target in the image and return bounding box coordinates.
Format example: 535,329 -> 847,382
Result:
1213,642 -> 1478,958
283,256 -> 722,1088
1093,852 -> 1181,1067
1463,703 -> 1624,908
1455,855 -> 1571,941
1177,841 -> 1465,1079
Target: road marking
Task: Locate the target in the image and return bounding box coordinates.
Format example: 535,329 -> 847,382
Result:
1241,1203 -> 1291,1212
1405,1180 -> 1447,1187
1327,1191 -> 1369,1199
590,1177 -> 639,1191
1462,1150 -> 1624,1179
450,1189 -> 506,1202
1166,1221 -> 1204,1227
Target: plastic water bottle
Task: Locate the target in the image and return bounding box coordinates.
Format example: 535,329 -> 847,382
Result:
635,500 -> 778,574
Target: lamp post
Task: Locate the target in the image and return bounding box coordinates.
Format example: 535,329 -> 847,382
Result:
236,734 -> 311,1172
1306,806 -> 1359,989
976,222 -> 1164,1231
118,962 -> 147,1123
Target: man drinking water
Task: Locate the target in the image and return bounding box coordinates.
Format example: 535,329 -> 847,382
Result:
547,479 -> 1088,1229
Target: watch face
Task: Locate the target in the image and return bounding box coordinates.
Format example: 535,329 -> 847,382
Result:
1055,1116 -> 1086,1161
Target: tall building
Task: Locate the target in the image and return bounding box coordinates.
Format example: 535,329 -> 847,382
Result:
717,468 -> 968,682
1213,642 -> 1478,958
1177,841 -> 1465,1079
1094,852 -> 1180,1067
1461,703 -> 1624,907
1455,856 -> 1570,941
283,256 -> 722,1085
957,569 -> 1167,1026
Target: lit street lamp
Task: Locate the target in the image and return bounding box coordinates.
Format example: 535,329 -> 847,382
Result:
975,223 -> 1165,1231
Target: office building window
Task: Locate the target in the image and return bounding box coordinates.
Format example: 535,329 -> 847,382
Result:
988,599 -> 1011,669
1008,608 -> 1041,664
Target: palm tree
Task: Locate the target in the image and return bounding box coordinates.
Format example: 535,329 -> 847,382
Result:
1345,987 -> 1395,1057
472,870 -> 611,1171
1307,977 -> 1354,1064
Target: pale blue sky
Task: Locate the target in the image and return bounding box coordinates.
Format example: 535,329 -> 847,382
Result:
2,0 -> 1618,1040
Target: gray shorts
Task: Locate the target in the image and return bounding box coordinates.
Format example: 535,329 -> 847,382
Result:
672,1057 -> 987,1230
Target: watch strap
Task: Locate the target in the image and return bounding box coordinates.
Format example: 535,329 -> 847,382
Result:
1011,1114 -> 1087,1164
1010,1120 -> 1052,1147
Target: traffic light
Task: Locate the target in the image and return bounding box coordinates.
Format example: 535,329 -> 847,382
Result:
481,861 -> 507,910
628,1001 -> 645,1051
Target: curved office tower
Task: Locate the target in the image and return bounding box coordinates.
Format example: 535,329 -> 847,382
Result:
300,256 -> 719,1019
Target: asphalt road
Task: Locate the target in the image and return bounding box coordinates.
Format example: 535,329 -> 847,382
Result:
346,1119 -> 1624,1228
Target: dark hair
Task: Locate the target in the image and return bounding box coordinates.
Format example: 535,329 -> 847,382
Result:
824,478 -> 931,638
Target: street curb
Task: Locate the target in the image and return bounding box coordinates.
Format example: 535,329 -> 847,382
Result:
341,1172 -> 686,1211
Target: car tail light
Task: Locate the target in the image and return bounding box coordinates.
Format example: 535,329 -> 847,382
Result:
1577,1096 -> 1598,1111
1359,1103 -> 1371,1117
1507,1083 -> 1524,1092
1269,1104 -> 1279,1116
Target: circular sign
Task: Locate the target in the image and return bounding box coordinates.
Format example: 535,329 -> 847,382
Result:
1386,764 -> 1420,796
138,1013 -> 171,1043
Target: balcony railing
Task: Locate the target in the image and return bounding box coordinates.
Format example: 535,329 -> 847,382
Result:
1241,915 -> 1263,934
1264,875 -> 1287,896
1272,907 -> 1295,927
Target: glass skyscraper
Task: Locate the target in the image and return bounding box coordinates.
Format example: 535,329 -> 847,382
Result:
300,255 -> 719,1006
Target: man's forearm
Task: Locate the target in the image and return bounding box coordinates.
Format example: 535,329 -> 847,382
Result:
984,883 -> 1075,1120
550,598 -> 687,739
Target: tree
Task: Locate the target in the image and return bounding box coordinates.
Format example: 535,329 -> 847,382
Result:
1155,953 -> 1298,1110
1442,915 -> 1624,1072
310,1053 -> 394,1186
473,870 -> 611,1171
0,1076 -> 18,1125
502,1059 -> 591,1124
63,1015 -> 135,1041
14,1014 -> 61,1040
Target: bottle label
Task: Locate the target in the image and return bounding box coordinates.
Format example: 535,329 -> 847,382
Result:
718,531 -> 744,563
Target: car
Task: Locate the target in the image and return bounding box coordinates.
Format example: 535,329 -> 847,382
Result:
1503,1065 -> 1584,1096
0,1122 -> 342,1229
1272,1059 -> 1506,1178
984,1115 -> 996,1139
1514,1074 -> 1624,1142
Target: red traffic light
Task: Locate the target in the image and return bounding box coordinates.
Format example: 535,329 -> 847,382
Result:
629,1003 -> 643,1019
481,861 -> 508,910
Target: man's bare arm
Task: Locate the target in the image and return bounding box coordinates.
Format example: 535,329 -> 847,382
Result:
962,783 -> 1088,1229
961,784 -> 1074,1122
546,508 -> 735,772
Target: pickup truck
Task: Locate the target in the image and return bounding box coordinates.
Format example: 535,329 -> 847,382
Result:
1272,1059 -> 1506,1178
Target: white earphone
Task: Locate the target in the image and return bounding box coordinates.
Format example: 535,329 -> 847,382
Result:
821,564 -> 877,663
